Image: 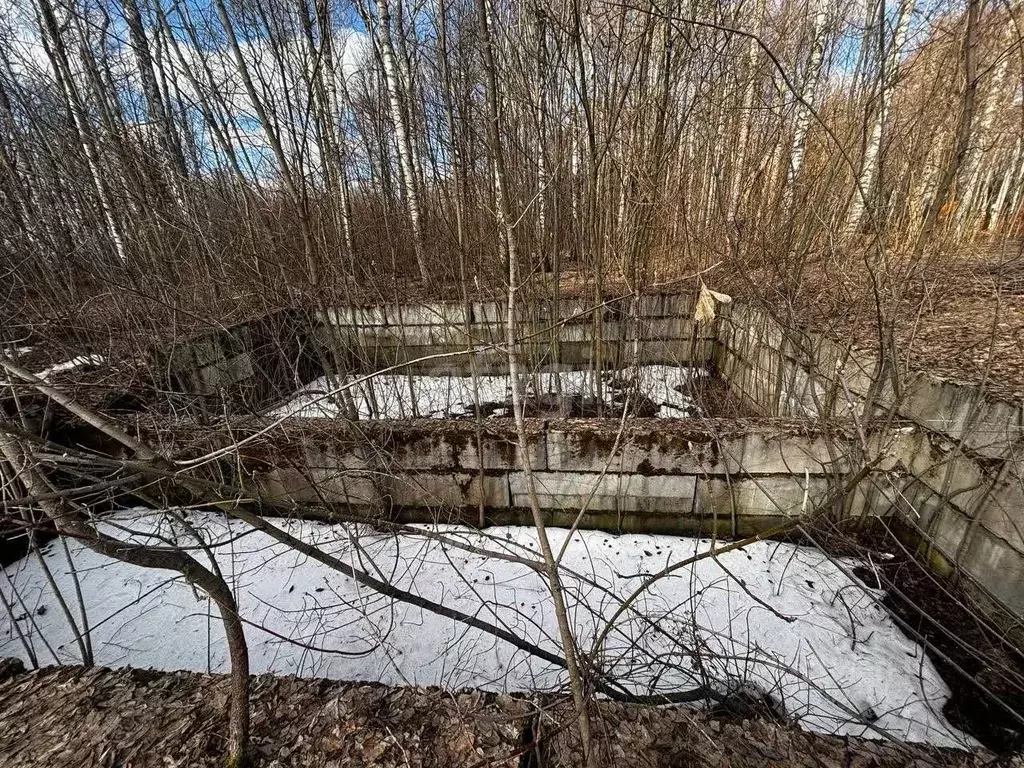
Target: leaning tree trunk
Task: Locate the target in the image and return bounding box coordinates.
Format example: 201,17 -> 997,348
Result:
0,427 -> 251,768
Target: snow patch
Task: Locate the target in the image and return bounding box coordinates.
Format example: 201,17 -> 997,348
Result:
271,365 -> 704,420
33,355 -> 105,381
0,510 -> 973,749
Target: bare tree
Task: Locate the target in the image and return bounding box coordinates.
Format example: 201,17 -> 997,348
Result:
0,423 -> 251,766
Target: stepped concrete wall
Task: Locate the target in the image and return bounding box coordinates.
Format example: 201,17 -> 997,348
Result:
158,296 -> 1024,617
717,302 -> 1024,616
237,419 -> 916,538
315,296 -> 718,373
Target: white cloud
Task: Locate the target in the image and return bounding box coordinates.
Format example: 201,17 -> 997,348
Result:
0,0 -> 372,186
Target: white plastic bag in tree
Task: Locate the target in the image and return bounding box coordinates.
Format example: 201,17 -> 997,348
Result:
694,283 -> 732,323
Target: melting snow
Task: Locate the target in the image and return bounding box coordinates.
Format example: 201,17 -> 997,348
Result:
0,510 -> 973,749
33,355 -> 105,381
271,365 -> 703,420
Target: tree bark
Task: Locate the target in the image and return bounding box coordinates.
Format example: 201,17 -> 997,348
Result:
953,49 -> 1010,236
844,0 -> 914,237
783,0 -> 829,209
368,0 -> 430,284
913,0 -> 980,255
121,0 -> 187,205
35,0 -> 128,263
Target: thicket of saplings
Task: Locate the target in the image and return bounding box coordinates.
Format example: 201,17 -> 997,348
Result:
1,0 -> 1023,765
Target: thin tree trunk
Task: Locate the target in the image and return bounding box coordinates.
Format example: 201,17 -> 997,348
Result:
728,0 -> 766,221
0,430 -> 251,767
369,0 -> 430,284
913,0 -> 981,256
35,0 -> 128,263
990,138 -> 1021,232
213,0 -> 318,286
475,0 -> 594,761
783,0 -> 829,210
954,51 -> 1010,236
121,0 -> 187,205
845,0 -> 914,236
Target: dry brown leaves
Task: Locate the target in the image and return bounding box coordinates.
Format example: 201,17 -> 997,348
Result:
0,664 -> 997,768
0,666 -> 527,768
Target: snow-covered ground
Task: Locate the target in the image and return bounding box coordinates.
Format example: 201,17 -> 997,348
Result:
271,364 -> 703,420
33,355 -> 105,381
0,510 -> 973,749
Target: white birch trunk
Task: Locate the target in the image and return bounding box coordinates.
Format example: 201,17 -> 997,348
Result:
534,15 -> 548,264
783,0 -> 829,208
321,23 -> 358,267
954,53 -> 1010,235
845,0 -> 914,236
989,138 -> 1022,231
374,0 -> 429,283
37,0 -> 128,263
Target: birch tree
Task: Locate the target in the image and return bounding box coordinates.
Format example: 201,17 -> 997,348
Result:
953,39 -> 1011,235
914,0 -> 981,254
844,0 -> 914,236
783,0 -> 830,209
34,0 -> 128,263
362,0 -> 430,284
